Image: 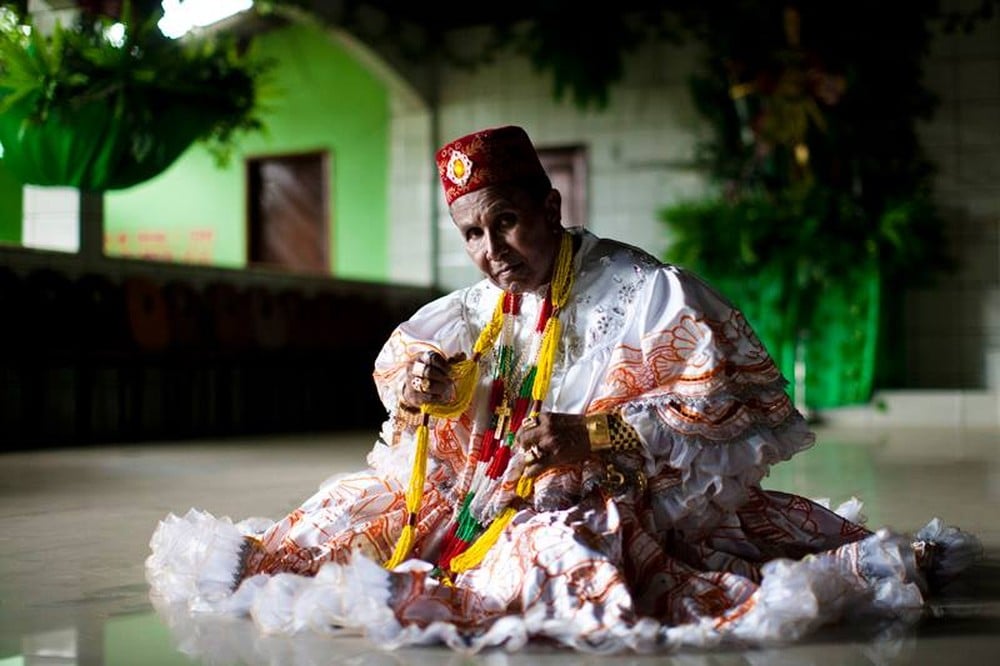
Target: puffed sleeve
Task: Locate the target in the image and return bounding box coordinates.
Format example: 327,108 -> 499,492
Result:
592,265 -> 815,539
371,289 -> 473,414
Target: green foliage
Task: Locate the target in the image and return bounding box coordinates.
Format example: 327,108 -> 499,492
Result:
659,1 -> 978,293
654,0 -> 999,398
657,0 -> 975,287
0,2 -> 273,170
513,2 -> 689,110
661,187 -> 951,298
518,6 -> 640,111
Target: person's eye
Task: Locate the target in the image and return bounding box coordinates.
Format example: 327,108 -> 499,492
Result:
465,228 -> 483,241
497,214 -> 517,229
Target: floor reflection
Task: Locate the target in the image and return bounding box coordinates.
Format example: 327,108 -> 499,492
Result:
2,428 -> 999,665
143,569 -> 1000,666
10,596 -> 1000,666
149,596 -> 916,666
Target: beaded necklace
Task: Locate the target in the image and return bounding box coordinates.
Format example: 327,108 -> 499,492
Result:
384,231 -> 575,575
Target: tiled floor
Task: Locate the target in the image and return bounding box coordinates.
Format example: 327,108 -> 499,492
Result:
1,426 -> 998,665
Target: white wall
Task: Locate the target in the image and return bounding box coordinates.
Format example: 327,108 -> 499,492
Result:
912,8 -> 1000,390
426,30 -> 711,292
21,186 -> 79,253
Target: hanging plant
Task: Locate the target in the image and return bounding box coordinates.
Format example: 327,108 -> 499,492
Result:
0,1 -> 273,191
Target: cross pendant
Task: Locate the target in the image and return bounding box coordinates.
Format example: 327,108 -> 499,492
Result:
494,400 -> 512,440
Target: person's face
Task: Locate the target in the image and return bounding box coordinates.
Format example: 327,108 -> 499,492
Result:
451,185 -> 563,292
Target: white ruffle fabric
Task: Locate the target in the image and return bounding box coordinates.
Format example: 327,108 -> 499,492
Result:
147,228 -> 983,654
146,505 -> 980,654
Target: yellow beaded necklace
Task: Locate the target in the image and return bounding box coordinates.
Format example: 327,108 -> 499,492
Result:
384,231 -> 575,572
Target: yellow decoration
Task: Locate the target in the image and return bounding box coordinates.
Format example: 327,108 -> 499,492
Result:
449,476 -> 535,573
384,231 -> 575,571
446,149 -> 474,186
532,318 -> 561,403
794,143 -> 810,167
383,417 -> 429,569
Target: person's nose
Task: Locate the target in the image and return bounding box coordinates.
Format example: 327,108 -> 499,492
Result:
485,228 -> 507,261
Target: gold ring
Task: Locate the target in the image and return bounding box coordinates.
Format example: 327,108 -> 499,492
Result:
524,445 -> 544,465
411,376 -> 430,392
521,415 -> 539,431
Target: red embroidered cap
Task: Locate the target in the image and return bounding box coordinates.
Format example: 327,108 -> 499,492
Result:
435,125 -> 549,205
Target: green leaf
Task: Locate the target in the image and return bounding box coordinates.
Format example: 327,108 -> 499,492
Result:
0,2 -> 273,185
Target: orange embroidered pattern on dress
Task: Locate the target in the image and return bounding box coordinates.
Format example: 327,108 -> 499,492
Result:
243,473 -> 455,579
432,414 -> 471,474
237,464 -> 877,640
588,311 -> 792,439
371,330 -> 409,392
647,314 -> 718,370
372,331 -> 451,405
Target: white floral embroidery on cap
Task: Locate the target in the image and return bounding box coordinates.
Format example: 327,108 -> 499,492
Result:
446,149 -> 473,187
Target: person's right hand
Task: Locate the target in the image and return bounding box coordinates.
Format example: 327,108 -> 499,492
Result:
400,350 -> 464,408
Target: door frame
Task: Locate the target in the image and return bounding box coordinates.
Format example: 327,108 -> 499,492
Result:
537,145 -> 588,229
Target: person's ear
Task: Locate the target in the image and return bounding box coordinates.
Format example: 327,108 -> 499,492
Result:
544,189 -> 562,230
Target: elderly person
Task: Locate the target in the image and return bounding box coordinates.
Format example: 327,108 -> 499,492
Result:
147,125 -> 979,653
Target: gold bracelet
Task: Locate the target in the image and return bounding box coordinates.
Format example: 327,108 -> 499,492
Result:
394,402 -> 424,429
585,414 -> 612,451
608,413 -> 642,451
586,413 -> 641,452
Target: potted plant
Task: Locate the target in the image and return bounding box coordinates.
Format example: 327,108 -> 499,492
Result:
0,0 -> 271,191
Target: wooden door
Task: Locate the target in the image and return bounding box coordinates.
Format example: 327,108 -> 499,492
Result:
247,151 -> 330,273
538,146 -> 588,229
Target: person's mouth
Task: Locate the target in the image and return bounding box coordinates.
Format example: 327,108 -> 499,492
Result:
493,263 -> 522,280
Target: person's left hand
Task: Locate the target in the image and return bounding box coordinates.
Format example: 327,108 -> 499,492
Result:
515,412 -> 590,477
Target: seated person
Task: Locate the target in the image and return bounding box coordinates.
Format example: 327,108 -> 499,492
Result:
147,125 -> 981,653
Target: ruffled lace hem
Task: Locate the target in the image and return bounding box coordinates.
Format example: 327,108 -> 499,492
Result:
915,517 -> 985,586
630,412 -> 815,536
148,514 -> 982,655
146,508 -> 262,607
147,509 -> 402,638
814,496 -> 867,524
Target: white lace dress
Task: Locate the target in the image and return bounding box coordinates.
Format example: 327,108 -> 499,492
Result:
146,228 -> 981,654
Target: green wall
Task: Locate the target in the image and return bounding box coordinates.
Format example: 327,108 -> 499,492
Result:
104,22 -> 390,281
0,159 -> 22,245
